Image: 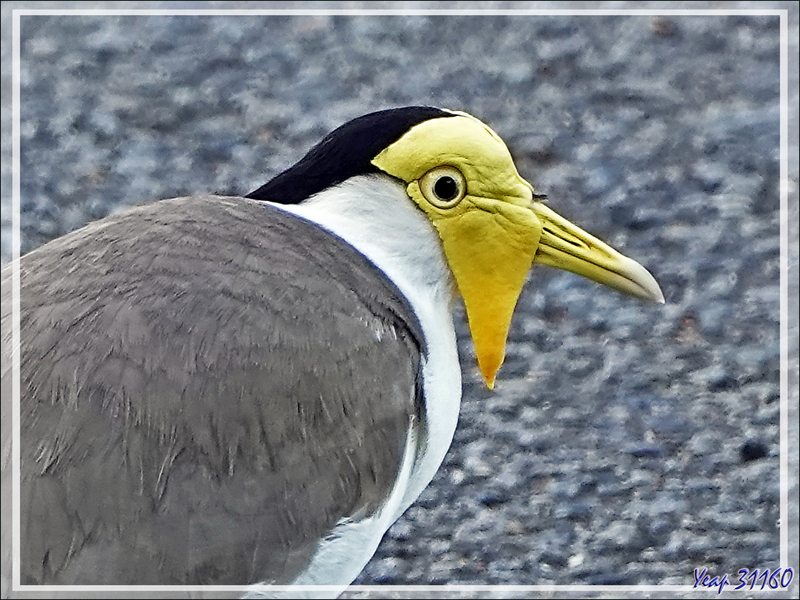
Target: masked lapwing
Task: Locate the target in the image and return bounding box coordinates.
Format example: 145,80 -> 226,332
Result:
0,106 -> 663,595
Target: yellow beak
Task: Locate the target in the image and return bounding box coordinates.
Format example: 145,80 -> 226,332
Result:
440,199 -> 663,390
367,111 -> 663,389
532,202 -> 665,303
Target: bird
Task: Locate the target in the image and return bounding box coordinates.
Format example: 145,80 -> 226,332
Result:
0,106 -> 664,596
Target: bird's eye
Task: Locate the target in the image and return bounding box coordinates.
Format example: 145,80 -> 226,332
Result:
420,166 -> 467,209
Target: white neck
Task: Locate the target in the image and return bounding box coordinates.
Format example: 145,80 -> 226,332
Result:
289,174 -> 454,300
268,174 -> 463,514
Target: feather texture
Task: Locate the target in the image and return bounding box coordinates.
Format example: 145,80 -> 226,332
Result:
1,196 -> 424,585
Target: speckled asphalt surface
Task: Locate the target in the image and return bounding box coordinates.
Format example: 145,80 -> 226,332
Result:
1,2 -> 798,598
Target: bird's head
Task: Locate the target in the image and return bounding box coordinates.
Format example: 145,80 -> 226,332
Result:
250,107 -> 664,389
371,110 -> 663,388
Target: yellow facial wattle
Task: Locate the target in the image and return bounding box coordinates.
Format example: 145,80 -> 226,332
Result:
372,111 -> 663,388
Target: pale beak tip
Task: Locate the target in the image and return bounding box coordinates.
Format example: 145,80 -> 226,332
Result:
641,271 -> 666,305
622,256 -> 665,304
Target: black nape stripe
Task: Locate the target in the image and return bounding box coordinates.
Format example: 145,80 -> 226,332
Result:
246,106 -> 455,204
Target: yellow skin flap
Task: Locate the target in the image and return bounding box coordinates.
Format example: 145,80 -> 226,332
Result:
372,111 -> 663,388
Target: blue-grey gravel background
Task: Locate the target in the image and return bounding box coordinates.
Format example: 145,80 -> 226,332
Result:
1,2 -> 798,598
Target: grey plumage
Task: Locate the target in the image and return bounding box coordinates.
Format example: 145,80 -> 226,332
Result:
1,195 -> 424,585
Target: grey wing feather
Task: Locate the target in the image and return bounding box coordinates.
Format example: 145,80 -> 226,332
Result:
0,196 -> 424,586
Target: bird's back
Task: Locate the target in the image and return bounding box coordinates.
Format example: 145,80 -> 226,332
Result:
1,195 -> 424,586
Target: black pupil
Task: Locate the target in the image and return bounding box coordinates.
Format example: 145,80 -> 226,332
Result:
434,176 -> 458,201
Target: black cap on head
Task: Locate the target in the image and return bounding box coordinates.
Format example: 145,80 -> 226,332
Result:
247,106 -> 455,204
